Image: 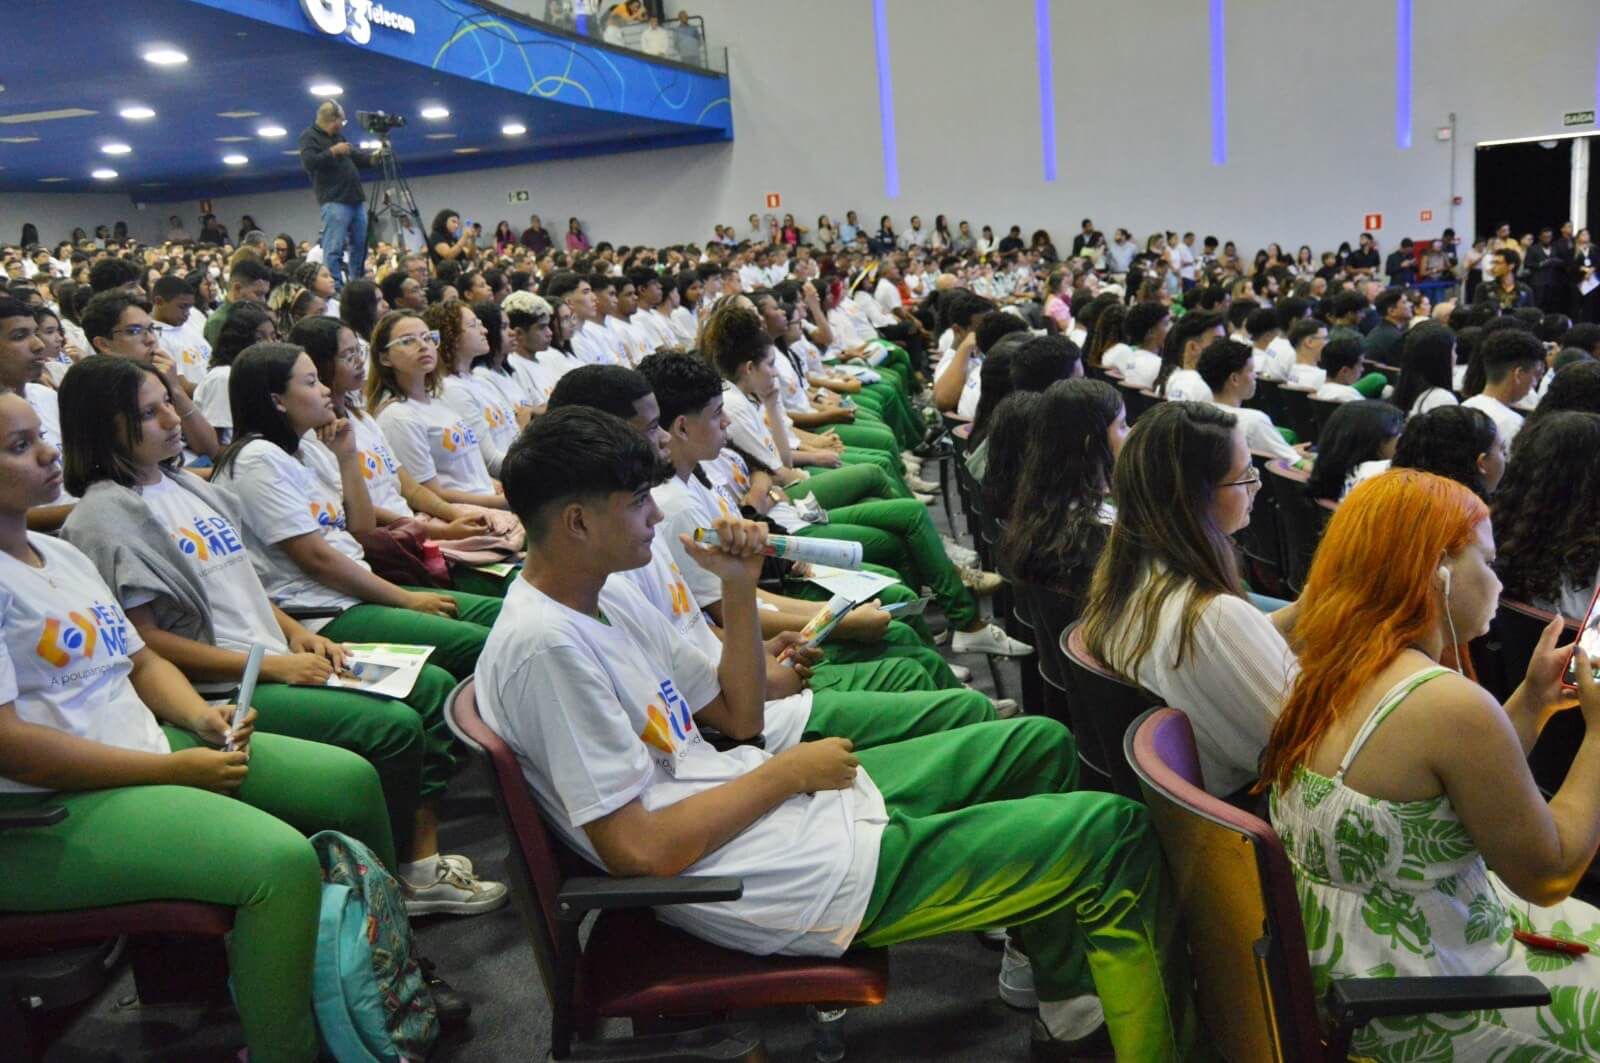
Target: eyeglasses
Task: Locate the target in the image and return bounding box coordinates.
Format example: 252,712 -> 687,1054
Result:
111,324 -> 161,340
338,349 -> 367,367
1220,467 -> 1262,488
384,329 -> 440,352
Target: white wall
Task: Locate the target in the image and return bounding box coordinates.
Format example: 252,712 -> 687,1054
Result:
7,0 -> 1600,257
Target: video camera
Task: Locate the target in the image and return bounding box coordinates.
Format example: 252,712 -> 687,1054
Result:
356,110 -> 406,135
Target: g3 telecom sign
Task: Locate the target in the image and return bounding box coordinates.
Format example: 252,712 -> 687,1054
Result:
301,0 -> 416,44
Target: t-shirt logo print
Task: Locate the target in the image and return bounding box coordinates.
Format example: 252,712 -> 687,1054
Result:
174,515 -> 246,562
35,603 -> 128,668
359,450 -> 384,480
309,501 -> 347,530
639,677 -> 698,765
440,423 -> 477,453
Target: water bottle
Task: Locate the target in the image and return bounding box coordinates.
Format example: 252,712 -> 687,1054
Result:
808,1005 -> 847,1063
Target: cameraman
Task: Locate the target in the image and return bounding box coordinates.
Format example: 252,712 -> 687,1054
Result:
299,101 -> 379,290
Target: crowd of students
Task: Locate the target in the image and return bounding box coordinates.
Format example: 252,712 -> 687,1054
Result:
3,207 -> 1600,1062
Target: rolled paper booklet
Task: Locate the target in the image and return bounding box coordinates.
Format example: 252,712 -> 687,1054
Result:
693,528 -> 864,570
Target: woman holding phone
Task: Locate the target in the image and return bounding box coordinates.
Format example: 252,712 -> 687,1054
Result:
1262,469 -> 1600,1062
0,388 -> 392,1063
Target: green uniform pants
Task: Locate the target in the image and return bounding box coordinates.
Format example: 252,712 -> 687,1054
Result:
850,385 -> 922,450
784,462 -> 898,510
853,717 -> 1198,1061
792,503 -> 977,628
785,572 -> 959,689
0,728 -> 394,1063
248,661 -> 458,860
320,587 -> 501,679
835,444 -> 912,498
805,683 -> 994,750
448,562 -> 517,599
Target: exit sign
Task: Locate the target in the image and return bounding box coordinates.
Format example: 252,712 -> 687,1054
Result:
506,189 -> 530,204
765,193 -> 781,209
1363,213 -> 1383,232
1419,209 -> 1433,223
1564,110 -> 1596,127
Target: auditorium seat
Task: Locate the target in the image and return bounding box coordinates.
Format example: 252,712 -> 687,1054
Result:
1276,384 -> 1318,442
1060,621 -> 1159,799
443,680 -> 889,1061
1264,459 -> 1332,594
1125,707 -> 1550,1061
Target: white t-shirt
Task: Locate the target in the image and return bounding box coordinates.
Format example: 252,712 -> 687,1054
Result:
475,575 -> 883,957
653,471 -> 727,609
703,449 -> 812,534
1100,343 -> 1134,376
1462,393 -> 1524,445
157,315 -> 213,386
23,383 -> 77,505
441,375 -> 517,477
130,474 -> 289,662
508,349 -> 582,405
873,278 -> 902,316
1099,578 -> 1297,797
217,439 -> 364,616
570,320 -> 621,366
1314,381 -> 1364,404
1287,363 -> 1327,391
1121,350 -> 1163,391
668,306 -> 699,347
721,382 -> 785,472
1217,402 -> 1299,463
0,535 -> 167,794
632,309 -> 678,353
333,410 -> 413,515
605,316 -> 651,366
195,366 -> 233,431
1163,368 -> 1213,403
474,365 -> 537,429
1410,387 -> 1458,418
772,347 -> 814,415
377,396 -> 496,495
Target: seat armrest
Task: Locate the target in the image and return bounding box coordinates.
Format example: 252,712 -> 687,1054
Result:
555,875 -> 743,920
1325,975 -> 1549,1059
282,607 -> 343,621
0,805 -> 68,829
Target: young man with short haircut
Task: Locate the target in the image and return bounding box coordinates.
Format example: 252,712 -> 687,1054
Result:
83,291 -> 219,458
1116,302 -> 1171,390
1199,339 -> 1305,465
1160,310 -> 1224,402
478,405 -> 1198,1059
1361,288 -> 1412,364
545,270 -> 620,366
151,274 -> 210,393
1283,318 -> 1331,390
1313,335 -> 1369,403
1462,328 -> 1546,444
203,257 -> 272,346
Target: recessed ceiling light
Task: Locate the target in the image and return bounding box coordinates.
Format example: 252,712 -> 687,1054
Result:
215,135 -> 250,143
140,181 -> 169,188
216,109 -> 261,119
358,140 -> 380,150
101,143 -> 131,155
257,125 -> 287,138
0,135 -> 40,144
119,105 -> 156,120
141,47 -> 188,66
501,123 -> 527,136
309,83 -> 342,97
423,132 -> 456,140
420,106 -> 450,120
91,168 -> 118,180
39,176 -> 69,183
282,149 -> 301,156
0,108 -> 96,124
222,154 -> 248,166
452,147 -> 480,154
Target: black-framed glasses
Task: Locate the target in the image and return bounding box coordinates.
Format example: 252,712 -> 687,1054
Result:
1220,467 -> 1261,488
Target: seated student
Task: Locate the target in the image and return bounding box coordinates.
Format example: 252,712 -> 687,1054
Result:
369,310 -> 509,512
1115,301 -> 1172,390
1462,327 -> 1546,446
423,300 -> 518,477
1280,317 -> 1331,390
203,256 -> 273,346
932,293 -> 1008,415
1080,402 -> 1299,797
502,290 -> 579,407
82,290 -> 221,460
1360,287 -> 1412,364
541,368 -> 1001,736
1312,335 -> 1371,403
468,301 -> 538,429
195,300 -> 277,448
545,270 -> 623,366
0,388 -> 395,1063
585,273 -> 645,367
1304,399 -> 1404,503
476,406 -> 1200,1059
1156,310 -> 1224,402
1392,320 -> 1460,417
1245,307 -> 1284,377
1086,302 -> 1129,374
1261,468 -> 1600,1062
963,339 -> 1024,478
977,391 -> 1045,525
641,350 -> 1028,658
1524,360 -> 1600,428
55,355 -> 504,915
1392,405 -> 1506,502
1001,379 -> 1125,599
1199,339 -> 1307,465
210,343 -> 501,681
1492,411 -> 1600,619
337,277 -> 387,359
150,274 -> 210,395
0,297 -> 77,532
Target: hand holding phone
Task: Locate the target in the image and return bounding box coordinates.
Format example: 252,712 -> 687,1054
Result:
1562,585 -> 1600,690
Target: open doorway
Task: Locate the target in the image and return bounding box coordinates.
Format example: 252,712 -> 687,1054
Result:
1474,137 -> 1577,237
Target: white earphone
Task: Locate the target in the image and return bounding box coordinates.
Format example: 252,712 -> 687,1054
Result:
1437,564 -> 1462,674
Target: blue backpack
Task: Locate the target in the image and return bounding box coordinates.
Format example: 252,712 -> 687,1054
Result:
310,831 -> 439,1062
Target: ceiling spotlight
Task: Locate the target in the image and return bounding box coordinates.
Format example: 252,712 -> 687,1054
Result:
101,143 -> 132,155
452,147 -> 481,154
309,83 -> 343,97
222,153 -> 249,166
501,123 -> 527,136
91,168 -> 118,180
141,47 -> 188,65
119,105 -> 156,120
420,106 -> 450,120
257,125 -> 287,138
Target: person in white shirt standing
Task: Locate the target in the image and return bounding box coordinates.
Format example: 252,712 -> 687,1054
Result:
477,405 -> 1201,1058
1461,328 -> 1545,446
1199,339 -> 1308,466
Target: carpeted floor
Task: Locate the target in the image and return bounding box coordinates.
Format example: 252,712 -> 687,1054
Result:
38,456 -> 1050,1061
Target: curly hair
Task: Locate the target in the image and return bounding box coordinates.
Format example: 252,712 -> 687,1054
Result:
1491,411 -> 1600,608
422,299 -> 471,369
1391,405 -> 1498,501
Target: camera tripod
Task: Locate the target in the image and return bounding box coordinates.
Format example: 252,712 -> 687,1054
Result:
366,132 -> 426,253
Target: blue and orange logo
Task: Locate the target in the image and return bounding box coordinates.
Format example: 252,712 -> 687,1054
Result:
482,403 -> 507,431
173,515 -> 245,562
440,423 -> 476,453
639,678 -> 697,758
35,603 -> 129,668
310,501 -> 346,530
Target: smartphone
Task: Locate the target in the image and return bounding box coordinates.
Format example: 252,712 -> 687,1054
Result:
1562,584 -> 1600,689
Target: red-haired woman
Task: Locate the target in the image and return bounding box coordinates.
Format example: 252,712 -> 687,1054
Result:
1261,468 -> 1600,1061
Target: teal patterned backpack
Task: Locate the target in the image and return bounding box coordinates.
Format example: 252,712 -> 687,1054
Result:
310,831 -> 439,1061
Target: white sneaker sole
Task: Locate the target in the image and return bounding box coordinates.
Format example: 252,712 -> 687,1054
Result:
998,972 -> 1039,1009
404,889 -> 509,917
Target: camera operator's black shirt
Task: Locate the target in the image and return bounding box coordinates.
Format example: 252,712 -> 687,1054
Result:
299,124 -> 368,205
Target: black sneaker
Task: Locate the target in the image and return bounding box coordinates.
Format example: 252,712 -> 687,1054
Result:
416,955 -> 471,1030
1029,1017 -> 1114,1062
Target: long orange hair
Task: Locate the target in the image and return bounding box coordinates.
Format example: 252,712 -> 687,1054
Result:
1258,469 -> 1488,791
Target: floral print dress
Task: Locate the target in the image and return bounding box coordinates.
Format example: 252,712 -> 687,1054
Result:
1271,666 -> 1600,1061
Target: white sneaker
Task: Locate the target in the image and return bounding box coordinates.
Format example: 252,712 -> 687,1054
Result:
932,628 -> 952,646
941,537 -> 978,567
959,566 -> 1005,595
901,452 -> 923,475
991,698 -> 1021,718
906,474 -> 941,494
999,941 -> 1038,1008
951,664 -> 973,683
914,491 -> 937,505
403,861 -> 509,917
952,623 -> 1034,657
440,853 -> 473,876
